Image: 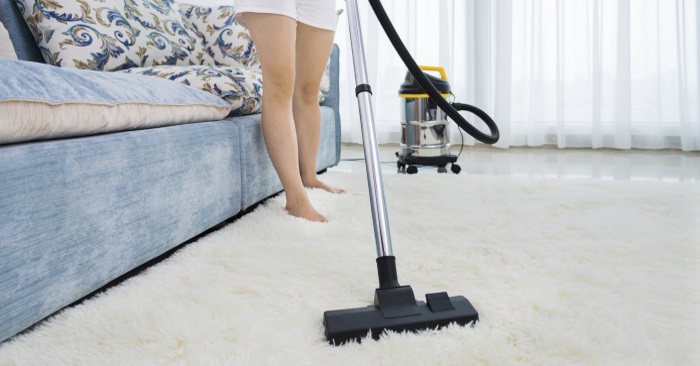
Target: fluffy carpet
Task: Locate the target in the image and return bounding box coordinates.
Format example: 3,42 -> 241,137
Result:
1,171 -> 699,365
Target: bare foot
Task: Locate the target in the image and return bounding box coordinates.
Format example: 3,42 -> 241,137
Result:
303,178 -> 345,194
285,201 -> 328,222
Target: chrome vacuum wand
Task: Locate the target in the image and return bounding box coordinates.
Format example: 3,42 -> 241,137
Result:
346,0 -> 393,260
322,0 -> 480,345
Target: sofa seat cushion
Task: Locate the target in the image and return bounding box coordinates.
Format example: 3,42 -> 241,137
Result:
0,59 -> 231,145
14,0 -> 214,70
119,64 -> 263,116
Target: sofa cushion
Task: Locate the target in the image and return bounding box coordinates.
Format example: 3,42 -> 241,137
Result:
120,65 -> 262,116
0,21 -> 17,60
14,0 -> 214,70
0,59 -> 231,145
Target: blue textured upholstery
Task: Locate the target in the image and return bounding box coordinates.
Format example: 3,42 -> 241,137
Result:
0,0 -> 44,62
0,58 -> 231,107
0,121 -> 243,342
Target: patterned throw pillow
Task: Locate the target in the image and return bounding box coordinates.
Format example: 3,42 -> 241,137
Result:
179,3 -> 330,103
14,0 -> 214,70
179,4 -> 256,69
120,65 -> 263,116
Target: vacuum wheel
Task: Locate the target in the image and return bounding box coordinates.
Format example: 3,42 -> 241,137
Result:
437,165 -> 448,174
406,165 -> 418,175
397,161 -> 406,173
451,163 -> 462,174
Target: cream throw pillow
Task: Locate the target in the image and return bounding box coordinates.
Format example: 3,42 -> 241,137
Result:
0,21 -> 17,60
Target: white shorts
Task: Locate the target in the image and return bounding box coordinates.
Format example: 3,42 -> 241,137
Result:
235,0 -> 338,32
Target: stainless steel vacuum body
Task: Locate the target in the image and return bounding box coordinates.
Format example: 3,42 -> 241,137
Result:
396,66 -> 461,174
399,66 -> 452,159
401,98 -> 451,157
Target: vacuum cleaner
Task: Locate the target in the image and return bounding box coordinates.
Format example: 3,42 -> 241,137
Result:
397,65 -> 460,175
322,0 -> 500,345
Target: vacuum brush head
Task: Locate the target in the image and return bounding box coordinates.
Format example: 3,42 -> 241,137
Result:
323,285 -> 478,345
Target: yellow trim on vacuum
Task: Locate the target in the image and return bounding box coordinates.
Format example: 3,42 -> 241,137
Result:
418,65 -> 448,81
399,93 -> 452,98
399,66 -> 450,98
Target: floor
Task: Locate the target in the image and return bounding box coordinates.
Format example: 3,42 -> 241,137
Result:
336,144 -> 700,183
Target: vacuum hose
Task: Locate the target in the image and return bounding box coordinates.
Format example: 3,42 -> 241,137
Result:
368,0 -> 500,145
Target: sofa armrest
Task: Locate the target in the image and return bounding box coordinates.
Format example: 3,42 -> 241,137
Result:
320,44 -> 341,166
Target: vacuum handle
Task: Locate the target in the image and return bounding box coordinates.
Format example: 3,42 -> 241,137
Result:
368,0 -> 500,145
419,65 -> 448,81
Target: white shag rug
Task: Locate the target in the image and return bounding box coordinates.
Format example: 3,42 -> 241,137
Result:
1,171 -> 699,365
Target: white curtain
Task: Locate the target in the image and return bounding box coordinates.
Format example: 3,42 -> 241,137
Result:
333,0 -> 699,151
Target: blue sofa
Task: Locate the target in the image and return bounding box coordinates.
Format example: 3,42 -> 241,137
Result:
0,3 -> 342,343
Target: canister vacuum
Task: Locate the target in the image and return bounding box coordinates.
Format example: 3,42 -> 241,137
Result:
397,65 -> 462,174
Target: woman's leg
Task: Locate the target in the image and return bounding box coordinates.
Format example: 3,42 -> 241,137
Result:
293,22 -> 344,194
242,13 -> 327,222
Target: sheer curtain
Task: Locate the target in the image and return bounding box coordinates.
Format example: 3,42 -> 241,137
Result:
333,0 -> 699,151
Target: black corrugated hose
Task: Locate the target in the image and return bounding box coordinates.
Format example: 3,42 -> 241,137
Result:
368,0 -> 500,145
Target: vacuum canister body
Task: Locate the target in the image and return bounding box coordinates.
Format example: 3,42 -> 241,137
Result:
397,66 -> 460,174
401,98 -> 450,157
399,66 -> 452,158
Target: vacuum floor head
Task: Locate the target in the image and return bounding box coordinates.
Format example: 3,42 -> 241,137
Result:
323,286 -> 478,345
